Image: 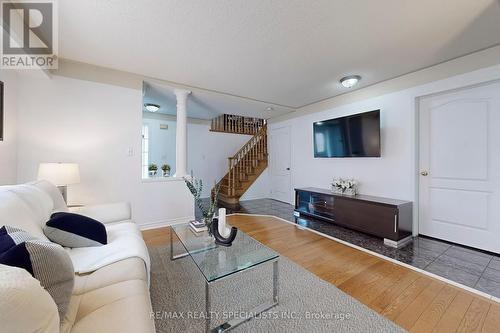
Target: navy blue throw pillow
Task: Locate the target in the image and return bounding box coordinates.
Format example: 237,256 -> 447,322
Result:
0,230 -> 75,318
0,241 -> 34,275
0,226 -> 36,254
43,212 -> 107,247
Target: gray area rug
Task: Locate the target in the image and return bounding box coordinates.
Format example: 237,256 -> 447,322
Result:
149,244 -> 406,332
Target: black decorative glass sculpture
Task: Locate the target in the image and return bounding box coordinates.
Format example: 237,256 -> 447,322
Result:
211,218 -> 238,247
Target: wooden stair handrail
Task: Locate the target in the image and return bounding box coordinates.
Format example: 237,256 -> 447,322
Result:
230,124 -> 267,161
214,124 -> 268,198
210,114 -> 266,135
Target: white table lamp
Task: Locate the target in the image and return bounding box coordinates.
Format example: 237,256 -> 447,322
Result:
37,163 -> 80,203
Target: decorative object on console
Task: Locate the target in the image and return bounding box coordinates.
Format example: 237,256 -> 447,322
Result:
161,164 -> 171,177
37,163 -> 80,203
210,218 -> 238,247
148,163 -> 158,177
184,175 -> 220,235
331,178 -> 358,196
43,212 -> 107,247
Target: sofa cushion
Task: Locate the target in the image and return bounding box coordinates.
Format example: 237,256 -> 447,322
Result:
30,180 -> 69,213
0,264 -> 60,333
0,234 -> 75,319
70,202 -> 132,224
4,184 -> 54,226
61,279 -> 155,333
44,212 -> 107,248
0,191 -> 49,240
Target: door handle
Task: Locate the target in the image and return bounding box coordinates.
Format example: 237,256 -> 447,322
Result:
420,171 -> 429,176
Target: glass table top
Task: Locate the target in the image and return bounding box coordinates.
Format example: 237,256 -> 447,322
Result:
171,223 -> 279,282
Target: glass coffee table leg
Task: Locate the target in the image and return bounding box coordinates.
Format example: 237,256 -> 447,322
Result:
207,259 -> 279,332
170,227 -> 174,260
205,281 -> 211,332
273,259 -> 279,304
170,228 -> 190,260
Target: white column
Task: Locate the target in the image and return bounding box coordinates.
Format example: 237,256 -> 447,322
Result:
173,89 -> 191,177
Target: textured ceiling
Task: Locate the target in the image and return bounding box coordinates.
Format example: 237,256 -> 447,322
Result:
143,81 -> 292,120
60,0 -> 500,109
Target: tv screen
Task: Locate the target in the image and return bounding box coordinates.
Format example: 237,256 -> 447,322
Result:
313,110 -> 380,158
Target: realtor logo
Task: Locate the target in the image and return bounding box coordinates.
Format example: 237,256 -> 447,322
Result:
1,0 -> 58,69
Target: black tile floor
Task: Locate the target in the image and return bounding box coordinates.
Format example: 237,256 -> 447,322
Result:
197,198 -> 500,299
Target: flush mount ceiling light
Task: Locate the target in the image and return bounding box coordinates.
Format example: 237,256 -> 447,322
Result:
144,103 -> 160,112
266,107 -> 274,111
340,75 -> 361,88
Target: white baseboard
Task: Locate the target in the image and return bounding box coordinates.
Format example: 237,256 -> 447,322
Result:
139,216 -> 195,230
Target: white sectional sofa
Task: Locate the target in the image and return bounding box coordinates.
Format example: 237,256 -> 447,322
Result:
0,181 -> 155,333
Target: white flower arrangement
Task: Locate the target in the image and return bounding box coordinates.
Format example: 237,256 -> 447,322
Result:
331,178 -> 358,195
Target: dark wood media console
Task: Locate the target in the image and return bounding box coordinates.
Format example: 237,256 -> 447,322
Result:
294,187 -> 413,247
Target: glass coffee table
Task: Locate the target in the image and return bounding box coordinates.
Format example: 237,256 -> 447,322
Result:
170,223 -> 279,332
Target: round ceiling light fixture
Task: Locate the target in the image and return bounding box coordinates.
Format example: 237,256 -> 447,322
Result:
340,75 -> 361,88
266,107 -> 274,111
144,103 -> 160,112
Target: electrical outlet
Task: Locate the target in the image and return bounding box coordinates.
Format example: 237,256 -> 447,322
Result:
127,147 -> 134,156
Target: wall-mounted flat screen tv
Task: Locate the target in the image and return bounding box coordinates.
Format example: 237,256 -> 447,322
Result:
313,110 -> 381,158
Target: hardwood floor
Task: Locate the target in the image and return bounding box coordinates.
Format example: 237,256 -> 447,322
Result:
142,215 -> 500,333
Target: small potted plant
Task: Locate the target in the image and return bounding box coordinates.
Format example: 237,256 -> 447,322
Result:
161,164 -> 171,177
184,175 -> 220,236
148,163 -> 158,177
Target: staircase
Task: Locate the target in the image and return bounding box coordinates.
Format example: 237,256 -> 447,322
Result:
214,123 -> 268,206
210,114 -> 266,135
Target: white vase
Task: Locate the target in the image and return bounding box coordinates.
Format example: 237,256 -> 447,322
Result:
217,208 -> 231,238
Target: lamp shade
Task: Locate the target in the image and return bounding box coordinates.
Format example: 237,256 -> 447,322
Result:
37,163 -> 80,186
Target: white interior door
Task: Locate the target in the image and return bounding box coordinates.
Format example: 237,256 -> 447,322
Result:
269,126 -> 292,203
419,82 -> 500,253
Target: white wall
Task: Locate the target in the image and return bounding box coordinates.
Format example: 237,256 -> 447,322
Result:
142,113 -> 262,197
240,168 -> 270,201
187,123 -> 251,198
270,64 -> 500,233
0,70 -> 18,185
15,72 -> 195,228
142,115 -> 177,175
272,91 -> 415,202
142,115 -> 253,198
14,72 -> 270,227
